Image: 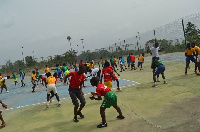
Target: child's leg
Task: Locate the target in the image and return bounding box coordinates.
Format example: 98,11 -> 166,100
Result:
116,79 -> 120,90
100,107 -> 106,123
55,93 -> 60,103
185,63 -> 189,73
113,105 -> 123,116
0,111 -> 5,127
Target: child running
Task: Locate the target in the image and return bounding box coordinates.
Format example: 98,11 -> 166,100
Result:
0,76 -> 10,93
19,69 -> 25,87
152,59 -> 167,87
46,72 -> 61,108
12,72 -> 18,86
31,70 -> 36,92
64,65 -> 86,122
89,77 -> 125,128
0,100 -> 7,128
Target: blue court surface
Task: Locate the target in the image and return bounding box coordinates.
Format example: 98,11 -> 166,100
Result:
1,76 -> 137,109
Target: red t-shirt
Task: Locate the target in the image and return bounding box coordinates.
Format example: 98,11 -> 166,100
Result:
79,62 -> 84,66
130,55 -> 135,62
68,71 -> 85,88
102,67 -> 113,82
41,76 -> 46,81
96,84 -> 111,96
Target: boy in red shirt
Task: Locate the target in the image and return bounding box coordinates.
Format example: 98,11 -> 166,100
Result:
101,61 -> 113,89
130,53 -> 136,70
64,65 -> 86,122
90,77 -> 125,128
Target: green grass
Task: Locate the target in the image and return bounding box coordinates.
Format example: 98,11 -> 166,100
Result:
2,59 -> 200,132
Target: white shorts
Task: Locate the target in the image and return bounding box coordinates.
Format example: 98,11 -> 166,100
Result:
197,55 -> 200,62
47,84 -> 57,94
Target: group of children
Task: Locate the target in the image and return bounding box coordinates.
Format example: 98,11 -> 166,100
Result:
0,43 -> 170,129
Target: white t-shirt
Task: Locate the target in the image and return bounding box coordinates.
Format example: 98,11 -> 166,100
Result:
150,47 -> 160,57
1,77 -> 7,81
91,68 -> 99,76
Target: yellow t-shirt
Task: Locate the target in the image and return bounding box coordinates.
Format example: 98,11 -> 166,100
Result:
89,64 -> 94,69
101,59 -> 103,63
197,47 -> 200,55
45,67 -> 50,73
138,56 -> 144,62
46,76 -> 56,85
0,76 -> 2,80
31,74 -> 36,81
185,48 -> 195,55
194,46 -> 200,55
114,58 -> 117,63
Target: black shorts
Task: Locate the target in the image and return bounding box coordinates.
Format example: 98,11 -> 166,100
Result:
68,87 -> 86,106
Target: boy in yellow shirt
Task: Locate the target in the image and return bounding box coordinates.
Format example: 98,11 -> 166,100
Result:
185,43 -> 195,75
31,70 -> 36,92
46,72 -> 61,108
138,53 -> 144,70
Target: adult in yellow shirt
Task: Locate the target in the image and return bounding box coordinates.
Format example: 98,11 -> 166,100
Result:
31,70 -> 37,92
185,43 -> 195,75
46,72 -> 61,108
137,53 -> 144,70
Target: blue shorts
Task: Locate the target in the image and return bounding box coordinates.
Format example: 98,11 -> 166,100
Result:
138,62 -> 143,67
57,71 -> 62,77
154,65 -> 165,75
20,75 -> 24,80
186,56 -> 195,63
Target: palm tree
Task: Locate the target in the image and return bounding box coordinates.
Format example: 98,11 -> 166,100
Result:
67,36 -> 72,51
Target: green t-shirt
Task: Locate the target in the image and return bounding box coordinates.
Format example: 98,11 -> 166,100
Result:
19,70 -> 23,76
13,74 -> 17,79
36,69 -> 40,77
56,66 -> 61,71
154,59 -> 164,66
110,58 -> 114,63
62,66 -> 68,72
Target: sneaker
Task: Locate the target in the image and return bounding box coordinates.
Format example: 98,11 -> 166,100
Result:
58,103 -> 61,107
6,91 -> 9,93
73,117 -> 79,122
32,90 -> 35,93
163,81 -> 167,84
116,115 -> 125,119
117,88 -> 121,91
152,84 -> 157,87
195,71 -> 198,74
77,111 -> 84,118
50,99 -> 52,103
185,73 -> 187,75
46,104 -> 49,108
97,122 -> 107,128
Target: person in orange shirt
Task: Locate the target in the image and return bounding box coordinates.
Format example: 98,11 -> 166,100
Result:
185,43 -> 195,75
45,65 -> 50,73
137,53 -> 144,70
46,72 -> 61,108
31,70 -> 37,92
191,43 -> 200,74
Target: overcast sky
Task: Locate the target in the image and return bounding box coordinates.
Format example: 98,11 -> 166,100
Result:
0,0 -> 200,65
